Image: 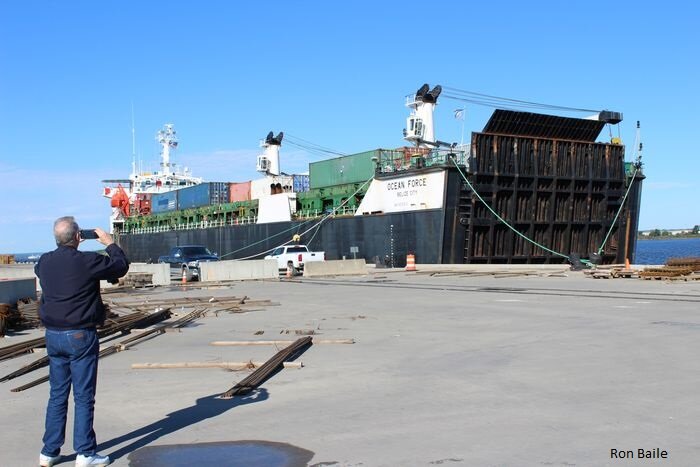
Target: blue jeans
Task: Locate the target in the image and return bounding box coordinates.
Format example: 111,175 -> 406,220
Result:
42,328 -> 99,457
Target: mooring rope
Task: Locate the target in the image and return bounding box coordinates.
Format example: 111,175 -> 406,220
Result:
223,174 -> 374,261
596,164 -> 641,255
450,158 -> 570,260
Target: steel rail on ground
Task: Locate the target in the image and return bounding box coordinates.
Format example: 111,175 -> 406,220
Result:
219,336 -> 313,399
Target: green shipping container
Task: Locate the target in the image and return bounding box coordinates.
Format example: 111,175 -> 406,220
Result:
309,150 -> 379,189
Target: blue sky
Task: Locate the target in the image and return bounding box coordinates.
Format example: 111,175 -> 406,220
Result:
1,1 -> 698,253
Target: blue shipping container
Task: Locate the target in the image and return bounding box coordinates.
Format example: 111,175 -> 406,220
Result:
151,191 -> 178,214
293,174 -> 310,193
177,182 -> 231,210
177,184 -> 210,210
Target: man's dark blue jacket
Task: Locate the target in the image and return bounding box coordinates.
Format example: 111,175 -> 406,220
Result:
35,243 -> 129,330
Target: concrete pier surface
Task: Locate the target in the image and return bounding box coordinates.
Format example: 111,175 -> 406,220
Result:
1,269 -> 699,466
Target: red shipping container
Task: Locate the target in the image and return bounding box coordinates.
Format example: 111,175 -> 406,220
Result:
229,181 -> 252,202
134,193 -> 152,215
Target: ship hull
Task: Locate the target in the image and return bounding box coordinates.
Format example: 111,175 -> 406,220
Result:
117,209 -> 446,267
117,165 -> 643,267
118,171 -> 641,267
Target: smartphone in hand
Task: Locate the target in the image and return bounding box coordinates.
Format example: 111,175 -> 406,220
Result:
79,229 -> 99,240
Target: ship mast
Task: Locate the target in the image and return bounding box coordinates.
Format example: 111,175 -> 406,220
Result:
156,124 -> 178,176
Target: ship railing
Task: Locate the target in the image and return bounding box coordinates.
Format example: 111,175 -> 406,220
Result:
294,209 -> 321,220
377,147 -> 470,174
124,215 -> 260,234
226,215 -> 258,226
335,205 -> 357,216
294,205 -> 357,220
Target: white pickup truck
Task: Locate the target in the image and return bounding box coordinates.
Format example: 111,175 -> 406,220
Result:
265,245 -> 325,274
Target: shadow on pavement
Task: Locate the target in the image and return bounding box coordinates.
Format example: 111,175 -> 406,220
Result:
97,388 -> 269,462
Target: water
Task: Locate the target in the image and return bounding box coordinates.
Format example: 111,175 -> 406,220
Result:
635,237 -> 700,265
127,441 -> 315,467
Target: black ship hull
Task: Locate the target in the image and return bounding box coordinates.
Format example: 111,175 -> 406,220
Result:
118,167 -> 643,267
117,209 -> 445,267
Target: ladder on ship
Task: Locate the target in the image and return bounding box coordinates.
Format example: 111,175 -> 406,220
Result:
458,179 -> 473,263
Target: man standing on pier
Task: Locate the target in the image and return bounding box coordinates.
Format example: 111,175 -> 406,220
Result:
35,217 -> 129,467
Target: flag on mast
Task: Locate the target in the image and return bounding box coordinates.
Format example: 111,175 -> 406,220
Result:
454,108 -> 465,120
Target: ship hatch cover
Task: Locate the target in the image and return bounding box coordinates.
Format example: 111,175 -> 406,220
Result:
483,109 -> 606,142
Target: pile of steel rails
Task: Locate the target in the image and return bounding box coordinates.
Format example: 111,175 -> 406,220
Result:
640,256 -> 700,280
0,308 -> 171,363
220,336 -> 313,399
1,292 -> 280,393
585,256 -> 700,280
666,257 -> 700,271
639,267 -> 697,280
2,288 -> 305,398
0,308 -> 174,383
0,298 -> 41,335
106,295 -> 279,315
3,307 -> 218,393
1,298 -> 119,336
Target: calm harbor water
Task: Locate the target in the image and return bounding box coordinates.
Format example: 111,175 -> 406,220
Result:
635,237 -> 700,265
11,238 -> 700,265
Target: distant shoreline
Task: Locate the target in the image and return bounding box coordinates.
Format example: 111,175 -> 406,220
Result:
638,235 -> 700,240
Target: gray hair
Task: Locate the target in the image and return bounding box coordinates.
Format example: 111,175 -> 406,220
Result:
54,216 -> 80,247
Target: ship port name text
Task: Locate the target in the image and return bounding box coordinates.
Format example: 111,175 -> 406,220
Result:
610,448 -> 667,459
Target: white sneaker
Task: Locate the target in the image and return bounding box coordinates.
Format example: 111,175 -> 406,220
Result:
39,453 -> 61,467
75,453 -> 110,467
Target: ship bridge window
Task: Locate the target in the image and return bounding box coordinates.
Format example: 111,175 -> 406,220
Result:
415,119 -> 423,137
257,156 -> 270,172
407,117 -> 424,137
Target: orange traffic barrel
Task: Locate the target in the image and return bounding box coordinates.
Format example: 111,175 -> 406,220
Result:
405,254 -> 417,272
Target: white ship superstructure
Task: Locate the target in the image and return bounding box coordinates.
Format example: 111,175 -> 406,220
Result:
253,131 -> 297,223
102,123 -> 202,232
403,84 -> 442,148
133,124 -> 202,192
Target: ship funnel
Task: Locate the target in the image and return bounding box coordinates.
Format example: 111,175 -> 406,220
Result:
257,130 -> 284,175
404,84 -> 441,148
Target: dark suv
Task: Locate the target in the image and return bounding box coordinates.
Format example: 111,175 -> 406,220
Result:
158,245 -> 219,281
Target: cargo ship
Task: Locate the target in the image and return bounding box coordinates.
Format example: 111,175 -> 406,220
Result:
104,84 -> 645,267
